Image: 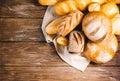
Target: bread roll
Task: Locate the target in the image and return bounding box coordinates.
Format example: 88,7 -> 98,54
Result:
111,17 -> 120,35
68,31 -> 85,53
54,0 -> 90,15
59,10 -> 83,36
45,17 -> 63,35
46,10 -> 83,36
82,12 -> 112,42
84,35 -> 118,64
54,0 -> 78,15
101,2 -> 119,18
56,36 -> 68,46
88,2 -> 100,12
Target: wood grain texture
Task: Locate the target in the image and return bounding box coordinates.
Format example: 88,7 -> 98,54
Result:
0,0 -> 47,18
0,18 -> 120,42
0,0 -> 120,81
0,19 -> 45,41
0,67 -> 120,81
0,42 -> 120,67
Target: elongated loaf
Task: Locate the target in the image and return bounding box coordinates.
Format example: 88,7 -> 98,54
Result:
45,10 -> 83,36
58,10 -> 83,36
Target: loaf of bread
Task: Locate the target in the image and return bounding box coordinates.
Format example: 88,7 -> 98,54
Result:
107,0 -> 120,4
82,12 -> 112,42
54,0 -> 90,15
46,10 -> 83,36
68,31 -> 85,53
84,34 -> 118,64
58,10 -> 83,36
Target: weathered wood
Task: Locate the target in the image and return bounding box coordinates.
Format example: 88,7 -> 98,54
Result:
0,1 -> 120,81
0,0 -> 47,18
0,19 -> 45,41
0,66 -> 120,81
0,18 -> 120,42
0,42 -> 120,67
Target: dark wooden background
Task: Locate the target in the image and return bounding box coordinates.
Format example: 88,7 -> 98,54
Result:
0,0 -> 120,81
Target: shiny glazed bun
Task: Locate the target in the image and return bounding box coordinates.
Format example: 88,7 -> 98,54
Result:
82,12 -> 112,42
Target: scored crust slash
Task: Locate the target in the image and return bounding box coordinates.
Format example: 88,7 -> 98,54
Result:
40,0 -> 120,71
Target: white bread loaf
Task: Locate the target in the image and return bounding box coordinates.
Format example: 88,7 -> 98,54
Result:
82,12 -> 112,42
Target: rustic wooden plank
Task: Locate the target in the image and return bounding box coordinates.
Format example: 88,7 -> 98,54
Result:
0,1 -> 119,18
0,18 -> 120,42
0,66 -> 120,81
0,0 -> 47,18
0,42 -> 119,67
0,42 -> 66,67
0,19 -> 45,41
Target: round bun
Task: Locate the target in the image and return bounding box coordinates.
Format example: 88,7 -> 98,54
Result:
112,16 -> 120,35
82,12 -> 112,42
84,35 -> 118,64
101,2 -> 119,19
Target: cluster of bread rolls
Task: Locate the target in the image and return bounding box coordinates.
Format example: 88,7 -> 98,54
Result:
39,0 -> 120,64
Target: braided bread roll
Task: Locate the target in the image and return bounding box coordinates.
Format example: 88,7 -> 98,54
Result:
84,34 -> 118,64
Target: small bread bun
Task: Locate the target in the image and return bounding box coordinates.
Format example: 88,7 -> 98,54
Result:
88,2 -> 100,12
84,35 -> 118,64
101,2 -> 119,18
56,36 -> 68,46
82,12 -> 112,42
111,16 -> 120,35
68,31 -> 85,53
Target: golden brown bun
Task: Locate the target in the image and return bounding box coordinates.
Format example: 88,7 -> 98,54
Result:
111,16 -> 120,35
84,34 -> 118,64
56,36 -> 68,46
82,12 -> 112,42
54,0 -> 90,15
88,2 -> 100,12
75,0 -> 90,11
54,0 -> 78,15
68,31 -> 85,53
101,2 -> 119,18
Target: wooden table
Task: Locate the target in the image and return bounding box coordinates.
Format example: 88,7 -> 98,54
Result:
0,0 -> 120,81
